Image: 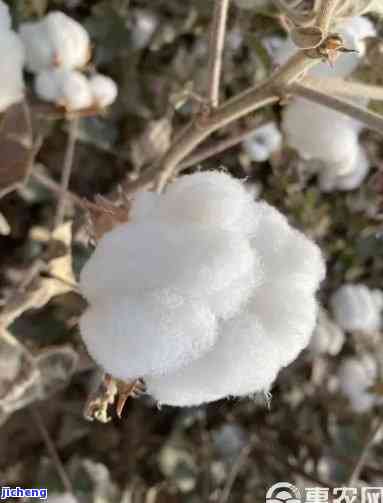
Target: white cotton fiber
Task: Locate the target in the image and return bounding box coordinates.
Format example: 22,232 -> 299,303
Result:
282,98 -> 361,169
35,69 -> 93,111
80,220 -> 256,312
319,146 -> 370,192
146,312 -> 281,406
338,355 -> 379,412
19,11 -> 90,73
80,293 -> 218,380
330,284 -> 383,333
242,123 -> 282,162
0,31 -> 25,112
80,171 -> 325,406
157,171 -> 258,235
89,74 -> 118,108
0,0 -> 11,31
249,202 -> 325,292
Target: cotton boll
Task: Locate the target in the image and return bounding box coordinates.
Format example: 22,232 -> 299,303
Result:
157,171 -> 258,235
80,171 -> 325,407
242,123 -> 282,162
0,31 -> 25,111
131,10 -> 158,49
0,0 -> 11,31
282,98 -> 361,169
309,309 -> 345,356
80,221 -> 256,309
89,74 -> 118,108
319,146 -> 370,192
338,355 -> 378,412
34,69 -> 93,111
330,284 -> 382,333
80,293 -> 218,381
19,11 -> 90,73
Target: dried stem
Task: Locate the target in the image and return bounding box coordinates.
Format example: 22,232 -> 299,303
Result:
53,118 -> 79,229
207,0 -> 230,108
289,81 -> 383,133
179,121 -> 269,170
348,416 -> 383,486
316,0 -> 341,33
30,406 -> 75,496
303,75 -> 383,101
31,169 -> 105,213
219,446 -> 252,503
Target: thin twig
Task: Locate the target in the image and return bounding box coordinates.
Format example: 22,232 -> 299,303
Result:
30,406 -> 75,495
179,121 -> 269,170
31,169 -> 105,213
219,445 -> 251,503
348,416 -> 383,486
207,0 -> 230,108
289,81 -> 383,133
303,75 -> 383,101
53,118 -> 79,229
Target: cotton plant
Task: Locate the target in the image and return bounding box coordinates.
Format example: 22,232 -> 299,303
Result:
79,171 -> 325,407
330,284 -> 383,334
337,355 -> 382,412
19,11 -> 117,112
278,16 -> 376,191
242,123 -> 282,162
0,1 -> 25,112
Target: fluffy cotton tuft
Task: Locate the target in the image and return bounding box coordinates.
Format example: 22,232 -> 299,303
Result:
0,30 -> 25,112
34,69 -> 118,111
35,69 -> 93,111
279,16 -> 375,191
80,171 -> 325,406
330,284 -> 383,333
19,11 -> 90,73
89,74 -> 118,108
338,355 -> 380,412
242,123 -> 282,162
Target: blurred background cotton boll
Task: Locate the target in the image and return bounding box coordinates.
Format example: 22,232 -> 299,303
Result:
337,355 -> 382,413
19,11 -> 91,73
242,123 -> 282,162
330,284 -> 383,334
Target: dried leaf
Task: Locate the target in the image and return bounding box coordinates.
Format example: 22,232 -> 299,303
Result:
0,102 -> 33,198
87,195 -> 130,241
290,26 -> 324,50
0,223 -> 76,328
